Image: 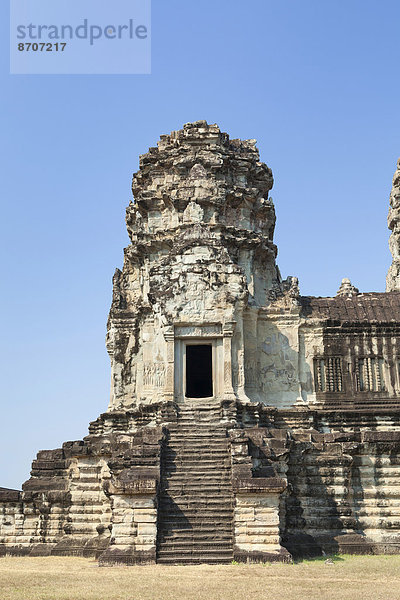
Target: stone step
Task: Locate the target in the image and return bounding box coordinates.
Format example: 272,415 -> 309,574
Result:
168,424 -> 226,430
160,499 -> 233,508
157,556 -> 233,565
163,452 -> 231,460
161,492 -> 232,501
163,458 -> 230,466
161,475 -> 232,490
158,529 -> 232,539
160,503 -> 233,511
167,439 -> 228,446
163,451 -> 229,458
175,420 -> 223,424
162,469 -> 231,477
177,411 -> 224,420
158,511 -> 233,521
169,421 -> 226,427
157,544 -> 233,553
168,427 -> 226,433
162,472 -> 231,481
175,417 -> 223,423
162,470 -> 231,477
163,464 -> 230,471
157,539 -> 233,548
162,480 -> 231,488
158,505 -> 233,515
175,419 -> 223,423
166,439 -> 228,444
166,432 -> 228,438
163,461 -> 231,468
176,405 -> 222,412
162,485 -> 232,494
164,450 -> 230,457
162,481 -> 231,489
159,531 -> 232,540
159,502 -> 233,511
164,454 -> 230,461
160,495 -> 233,503
168,437 -> 227,443
168,427 -> 227,433
161,496 -> 233,503
165,446 -> 229,453
164,442 -> 229,450
157,546 -> 233,556
162,467 -> 231,474
165,458 -> 231,464
158,506 -> 233,515
176,419 -> 223,422
163,453 -> 230,461
158,524 -> 233,534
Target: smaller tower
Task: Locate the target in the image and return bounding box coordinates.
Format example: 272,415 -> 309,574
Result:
336,278 -> 359,297
386,158 -> 400,291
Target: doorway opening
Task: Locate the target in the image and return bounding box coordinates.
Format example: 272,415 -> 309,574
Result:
185,344 -> 213,398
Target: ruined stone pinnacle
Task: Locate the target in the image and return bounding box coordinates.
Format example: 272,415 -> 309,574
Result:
336,278 -> 359,297
386,157 -> 400,291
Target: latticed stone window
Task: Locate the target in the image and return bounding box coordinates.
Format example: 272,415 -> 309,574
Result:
356,357 -> 386,392
314,357 -> 343,392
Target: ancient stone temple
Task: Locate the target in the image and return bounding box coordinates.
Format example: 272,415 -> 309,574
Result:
1,121 -> 400,563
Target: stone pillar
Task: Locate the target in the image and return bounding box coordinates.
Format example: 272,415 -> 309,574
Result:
233,490 -> 287,562
99,475 -> 158,565
223,321 -> 236,399
163,325 -> 175,401
230,428 -> 291,563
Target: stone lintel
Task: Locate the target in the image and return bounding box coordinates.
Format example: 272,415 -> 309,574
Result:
109,469 -> 158,495
233,477 -> 286,494
109,481 -> 157,495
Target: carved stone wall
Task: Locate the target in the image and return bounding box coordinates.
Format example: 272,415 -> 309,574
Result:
284,428 -> 400,557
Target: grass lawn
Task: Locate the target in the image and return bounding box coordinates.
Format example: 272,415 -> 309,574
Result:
0,555 -> 400,600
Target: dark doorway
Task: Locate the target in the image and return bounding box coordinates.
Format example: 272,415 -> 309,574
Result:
186,344 -> 213,398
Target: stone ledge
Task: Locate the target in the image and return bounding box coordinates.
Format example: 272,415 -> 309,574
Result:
108,468 -> 158,495
22,478 -> 69,492
362,431 -> 400,442
0,488 -> 21,503
99,546 -> 156,565
233,477 -> 286,493
233,546 -> 292,563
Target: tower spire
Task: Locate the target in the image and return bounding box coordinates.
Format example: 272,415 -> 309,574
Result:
386,158 -> 400,291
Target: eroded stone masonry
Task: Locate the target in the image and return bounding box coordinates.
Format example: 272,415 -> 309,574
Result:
2,122 -> 400,563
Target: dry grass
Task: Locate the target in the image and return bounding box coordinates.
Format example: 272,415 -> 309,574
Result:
1,555 -> 400,600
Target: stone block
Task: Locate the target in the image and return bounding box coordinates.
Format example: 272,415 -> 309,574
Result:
137,523 -> 156,536
133,510 -> 157,523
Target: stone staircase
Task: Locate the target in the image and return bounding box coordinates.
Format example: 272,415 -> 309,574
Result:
157,404 -> 234,564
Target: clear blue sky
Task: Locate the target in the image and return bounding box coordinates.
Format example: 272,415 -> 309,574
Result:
1,0 -> 399,489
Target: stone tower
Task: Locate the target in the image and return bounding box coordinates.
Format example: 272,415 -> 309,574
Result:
387,158 -> 400,291
107,120 -> 280,412
2,123 -> 400,563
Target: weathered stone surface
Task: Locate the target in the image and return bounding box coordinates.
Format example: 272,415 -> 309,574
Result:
1,123 -> 400,564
